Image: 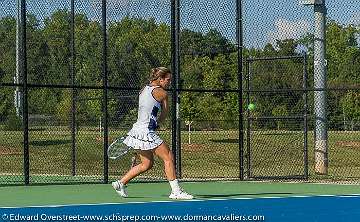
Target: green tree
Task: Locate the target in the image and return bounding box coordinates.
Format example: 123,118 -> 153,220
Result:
0,17 -> 16,118
43,10 -> 71,85
275,39 -> 297,56
272,105 -> 289,130
326,20 -> 360,84
0,17 -> 16,83
325,20 -> 360,128
340,91 -> 360,130
75,15 -> 102,85
56,90 -> 71,122
201,29 -> 235,58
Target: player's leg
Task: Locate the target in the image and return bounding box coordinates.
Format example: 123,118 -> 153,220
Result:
121,150 -> 154,184
153,142 -> 176,180
154,143 -> 193,199
112,150 -> 154,197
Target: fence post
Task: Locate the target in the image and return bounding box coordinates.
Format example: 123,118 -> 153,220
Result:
70,0 -> 77,177
102,0 -> 109,184
246,60 -> 251,179
171,0 -> 182,179
20,0 -> 29,185
303,52 -> 309,180
236,0 -> 244,181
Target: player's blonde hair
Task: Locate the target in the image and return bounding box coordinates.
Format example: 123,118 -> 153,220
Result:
149,67 -> 171,82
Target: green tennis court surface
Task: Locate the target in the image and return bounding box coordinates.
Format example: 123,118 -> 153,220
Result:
1,181 -> 359,208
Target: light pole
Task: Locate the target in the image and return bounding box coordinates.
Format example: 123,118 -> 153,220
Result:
300,0 -> 328,174
15,0 -> 22,118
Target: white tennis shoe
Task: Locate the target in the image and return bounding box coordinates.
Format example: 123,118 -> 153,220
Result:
112,181 -> 128,198
169,189 -> 193,200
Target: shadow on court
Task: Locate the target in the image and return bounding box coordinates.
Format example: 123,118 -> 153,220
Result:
210,139 -> 238,143
29,139 -> 71,146
210,132 -> 299,143
29,128 -> 47,132
195,192 -> 295,198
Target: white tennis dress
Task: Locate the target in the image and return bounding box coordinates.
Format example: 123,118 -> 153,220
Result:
123,85 -> 164,150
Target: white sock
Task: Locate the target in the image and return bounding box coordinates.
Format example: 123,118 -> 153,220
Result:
169,179 -> 181,193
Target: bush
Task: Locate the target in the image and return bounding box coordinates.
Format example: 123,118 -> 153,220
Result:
4,115 -> 23,131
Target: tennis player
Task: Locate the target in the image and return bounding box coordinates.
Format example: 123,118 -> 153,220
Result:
112,67 -> 193,200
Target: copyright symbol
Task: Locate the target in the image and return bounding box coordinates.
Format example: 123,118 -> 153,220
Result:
2,214 -> 8,221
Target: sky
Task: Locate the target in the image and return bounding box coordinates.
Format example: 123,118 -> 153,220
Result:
0,0 -> 359,48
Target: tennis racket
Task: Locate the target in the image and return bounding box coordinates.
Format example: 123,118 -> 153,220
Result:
107,136 -> 133,160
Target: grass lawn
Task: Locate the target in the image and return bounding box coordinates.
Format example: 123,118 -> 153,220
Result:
1,125 -> 360,184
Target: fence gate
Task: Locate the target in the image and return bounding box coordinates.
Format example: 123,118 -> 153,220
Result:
245,55 -> 308,180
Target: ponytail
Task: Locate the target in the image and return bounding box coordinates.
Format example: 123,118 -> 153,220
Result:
149,67 -> 171,82
139,67 -> 171,94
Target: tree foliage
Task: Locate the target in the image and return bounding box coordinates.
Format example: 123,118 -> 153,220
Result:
0,12 -> 359,129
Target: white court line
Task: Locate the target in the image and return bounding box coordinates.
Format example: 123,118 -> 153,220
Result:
2,193 -> 360,209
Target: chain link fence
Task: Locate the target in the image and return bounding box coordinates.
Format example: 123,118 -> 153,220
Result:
244,0 -> 360,183
0,0 -> 359,185
178,0 -> 240,179
244,56 -> 308,180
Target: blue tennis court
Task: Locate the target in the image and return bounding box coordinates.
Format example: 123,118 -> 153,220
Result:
1,181 -> 360,221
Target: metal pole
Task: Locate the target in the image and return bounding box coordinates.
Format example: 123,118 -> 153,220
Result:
20,0 -> 29,185
171,0 -> 181,179
70,0 -> 77,177
175,0 -> 182,179
15,0 -> 22,118
246,60 -> 251,179
313,1 -> 328,174
303,52 -> 309,180
170,0 -> 177,177
236,0 -> 244,180
102,0 -> 109,183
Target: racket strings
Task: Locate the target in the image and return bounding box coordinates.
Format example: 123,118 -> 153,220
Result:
108,137 -> 132,159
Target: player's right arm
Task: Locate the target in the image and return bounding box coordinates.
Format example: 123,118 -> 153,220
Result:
153,88 -> 169,125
